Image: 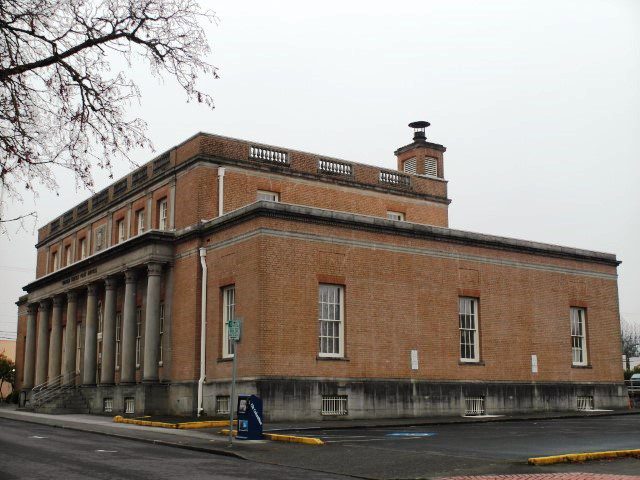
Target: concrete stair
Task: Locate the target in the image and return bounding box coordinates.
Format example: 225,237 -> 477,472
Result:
34,388 -> 90,414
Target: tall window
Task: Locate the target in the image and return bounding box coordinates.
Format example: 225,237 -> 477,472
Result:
158,198 -> 168,230
257,190 -> 279,202
117,219 -> 126,243
65,245 -> 72,266
135,306 -> 143,368
51,251 -> 59,271
222,286 -> 236,358
79,237 -> 87,260
571,307 -> 587,366
136,209 -> 145,235
158,303 -> 165,365
115,312 -> 122,369
318,284 -> 344,357
459,297 -> 480,362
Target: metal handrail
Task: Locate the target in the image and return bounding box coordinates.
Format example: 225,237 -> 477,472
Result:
30,372 -> 78,408
624,380 -> 640,394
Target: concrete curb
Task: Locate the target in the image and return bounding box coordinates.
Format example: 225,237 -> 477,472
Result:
0,411 -> 246,460
113,416 -> 237,430
528,449 -> 640,465
220,428 -> 324,446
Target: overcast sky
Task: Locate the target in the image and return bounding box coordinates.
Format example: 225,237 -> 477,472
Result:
1,0 -> 639,340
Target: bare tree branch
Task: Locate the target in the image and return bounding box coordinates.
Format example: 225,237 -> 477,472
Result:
0,0 -> 218,224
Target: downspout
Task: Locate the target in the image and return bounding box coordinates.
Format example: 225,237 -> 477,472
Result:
197,247 -> 207,417
218,167 -> 225,217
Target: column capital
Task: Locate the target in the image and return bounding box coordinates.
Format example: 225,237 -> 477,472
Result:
147,262 -> 163,276
86,283 -> 99,296
67,291 -> 78,302
52,295 -> 65,307
104,276 -> 119,290
38,299 -> 51,311
124,269 -> 137,283
27,304 -> 38,315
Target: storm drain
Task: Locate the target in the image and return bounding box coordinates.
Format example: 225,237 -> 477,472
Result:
465,396 -> 485,416
322,395 -> 348,416
577,395 -> 594,411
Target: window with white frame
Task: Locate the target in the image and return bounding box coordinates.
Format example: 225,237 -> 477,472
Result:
115,312 -> 122,369
51,251 -> 59,271
257,190 -> 279,202
216,395 -> 230,414
135,306 -> 143,368
386,211 -> 405,221
117,219 -> 126,243
136,209 -> 145,235
103,398 -> 113,413
571,307 -> 587,366
65,245 -> 72,266
124,397 -> 135,414
424,157 -> 438,177
222,285 -> 236,358
158,198 -> 168,230
459,297 -> 480,362
158,303 -> 165,365
318,284 -> 344,357
79,237 -> 87,260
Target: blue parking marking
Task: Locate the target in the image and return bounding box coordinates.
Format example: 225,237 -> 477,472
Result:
385,432 -> 437,437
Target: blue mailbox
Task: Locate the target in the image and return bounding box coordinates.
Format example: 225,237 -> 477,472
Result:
236,394 -> 263,440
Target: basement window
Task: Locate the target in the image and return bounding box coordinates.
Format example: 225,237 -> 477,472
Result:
124,397 -> 135,414
321,395 -> 348,416
577,396 -> 594,411
464,396 -> 485,416
216,395 -> 230,415
103,398 -> 113,413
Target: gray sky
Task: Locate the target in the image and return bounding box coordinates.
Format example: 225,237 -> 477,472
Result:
1,0 -> 639,339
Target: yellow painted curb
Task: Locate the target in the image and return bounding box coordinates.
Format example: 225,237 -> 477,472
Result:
113,416 -> 236,430
528,449 -> 640,465
218,428 -> 323,445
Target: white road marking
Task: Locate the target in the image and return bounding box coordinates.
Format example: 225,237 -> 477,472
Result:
95,449 -> 118,453
29,435 -> 47,439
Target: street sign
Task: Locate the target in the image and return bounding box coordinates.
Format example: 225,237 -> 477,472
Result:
228,318 -> 242,341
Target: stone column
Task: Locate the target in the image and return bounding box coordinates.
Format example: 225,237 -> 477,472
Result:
100,277 -> 118,385
47,296 -> 64,380
35,300 -> 51,386
82,283 -> 99,385
23,305 -> 38,389
143,263 -> 162,382
120,270 -> 137,384
62,292 -> 78,380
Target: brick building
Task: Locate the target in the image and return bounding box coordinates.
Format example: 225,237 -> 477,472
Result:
14,122 -> 627,419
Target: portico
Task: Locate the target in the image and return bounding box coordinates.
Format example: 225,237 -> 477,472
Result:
19,233 -> 173,414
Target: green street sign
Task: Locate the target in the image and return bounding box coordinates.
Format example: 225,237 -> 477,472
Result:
228,318 -> 242,341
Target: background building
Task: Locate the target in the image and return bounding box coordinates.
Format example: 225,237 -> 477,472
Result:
0,339 -> 16,400
14,123 -> 627,419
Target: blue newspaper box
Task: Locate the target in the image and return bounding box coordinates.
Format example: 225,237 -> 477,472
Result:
236,394 -> 263,440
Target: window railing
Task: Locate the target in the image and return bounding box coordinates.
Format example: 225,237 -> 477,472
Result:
577,395 -> 594,411
321,395 -> 348,416
318,158 -> 353,176
379,170 -> 411,188
465,397 -> 485,416
249,146 -> 289,165
124,397 -> 135,414
216,395 -> 230,414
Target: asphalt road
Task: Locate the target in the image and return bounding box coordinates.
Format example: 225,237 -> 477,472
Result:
0,417 -> 349,480
253,414 -> 640,479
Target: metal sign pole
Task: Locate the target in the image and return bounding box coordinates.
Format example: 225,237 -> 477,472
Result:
228,339 -> 238,446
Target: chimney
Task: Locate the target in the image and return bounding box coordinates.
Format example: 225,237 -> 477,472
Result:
395,120 -> 446,179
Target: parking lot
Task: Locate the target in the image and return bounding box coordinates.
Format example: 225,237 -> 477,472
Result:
250,414 -> 640,479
